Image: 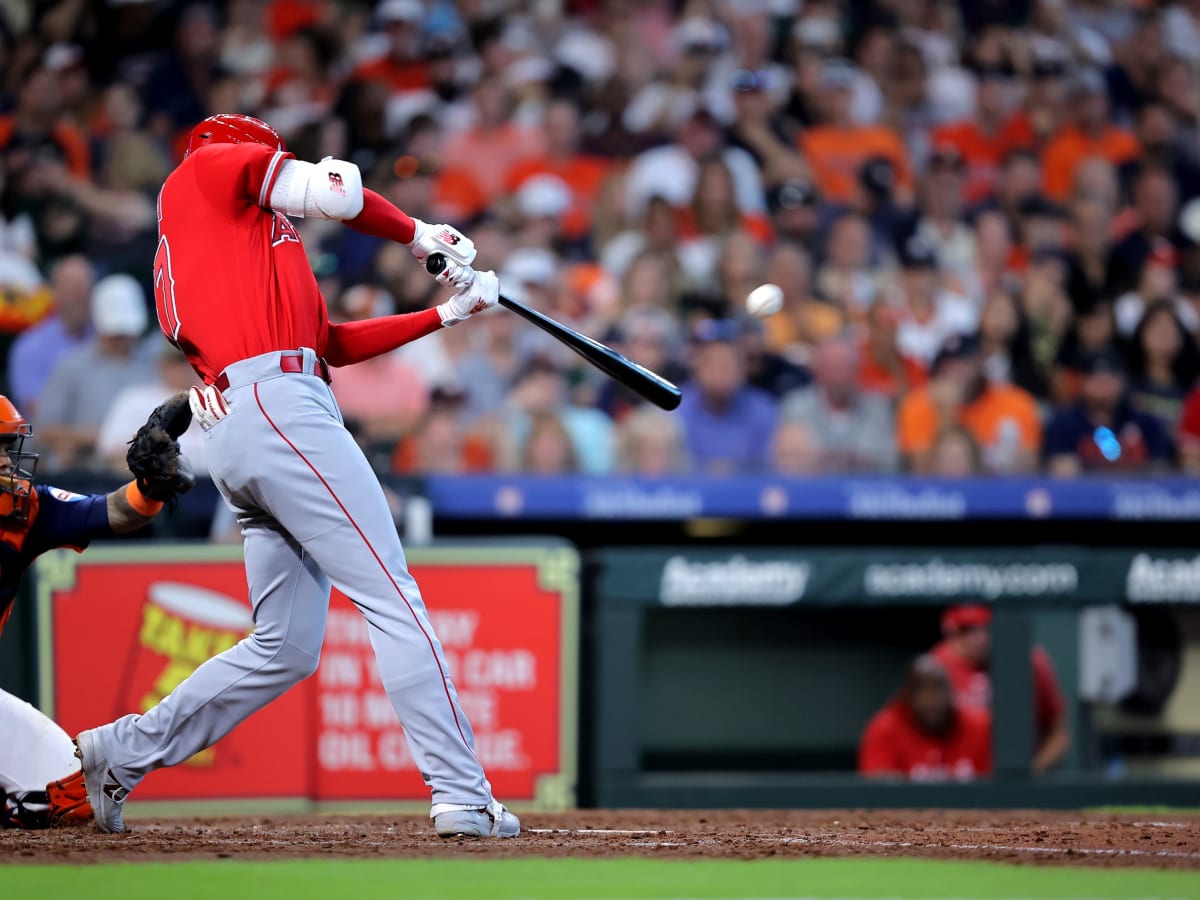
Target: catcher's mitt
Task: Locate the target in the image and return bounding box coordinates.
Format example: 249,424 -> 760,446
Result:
1,771 -> 93,829
127,391 -> 195,503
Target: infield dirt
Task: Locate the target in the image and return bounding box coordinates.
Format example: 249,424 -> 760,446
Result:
3,810 -> 1198,868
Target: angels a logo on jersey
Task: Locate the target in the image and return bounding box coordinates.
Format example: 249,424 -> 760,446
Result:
271,213 -> 301,247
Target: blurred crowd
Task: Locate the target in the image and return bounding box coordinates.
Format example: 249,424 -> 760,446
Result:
3,0 -> 1200,479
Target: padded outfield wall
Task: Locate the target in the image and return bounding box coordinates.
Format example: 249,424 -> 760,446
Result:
2,474 -> 1200,809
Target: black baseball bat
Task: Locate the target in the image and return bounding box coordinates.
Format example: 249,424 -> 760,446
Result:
425,254 -> 682,411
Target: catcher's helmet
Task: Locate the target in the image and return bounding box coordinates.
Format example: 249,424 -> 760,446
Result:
185,114 -> 284,157
0,395 -> 36,522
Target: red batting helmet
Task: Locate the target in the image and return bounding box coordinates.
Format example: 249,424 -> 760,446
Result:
185,114 -> 284,157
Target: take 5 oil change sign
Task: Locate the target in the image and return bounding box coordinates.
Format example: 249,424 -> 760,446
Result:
37,544 -> 578,809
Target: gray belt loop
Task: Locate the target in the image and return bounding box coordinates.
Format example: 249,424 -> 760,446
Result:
300,346 -> 318,376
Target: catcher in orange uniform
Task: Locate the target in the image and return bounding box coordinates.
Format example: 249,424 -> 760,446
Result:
0,392 -> 193,827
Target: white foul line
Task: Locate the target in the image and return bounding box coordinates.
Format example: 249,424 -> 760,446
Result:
524,826 -> 1200,862
528,828 -> 670,835
578,833 -> 1200,862
776,835 -> 1200,862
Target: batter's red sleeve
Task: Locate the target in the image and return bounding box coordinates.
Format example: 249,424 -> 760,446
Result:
346,189 -> 418,244
324,308 -> 444,367
191,143 -> 293,218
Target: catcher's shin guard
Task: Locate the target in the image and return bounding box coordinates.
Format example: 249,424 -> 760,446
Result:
0,771 -> 93,828
2,789 -> 52,828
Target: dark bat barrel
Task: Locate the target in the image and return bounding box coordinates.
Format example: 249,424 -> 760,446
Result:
424,254 -> 682,411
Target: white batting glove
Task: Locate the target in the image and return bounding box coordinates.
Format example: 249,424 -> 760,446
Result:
437,269 -> 500,326
189,385 -> 230,430
431,258 -> 478,291
409,218 -> 477,270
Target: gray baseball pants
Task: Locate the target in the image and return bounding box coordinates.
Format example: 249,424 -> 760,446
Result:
95,348 -> 492,808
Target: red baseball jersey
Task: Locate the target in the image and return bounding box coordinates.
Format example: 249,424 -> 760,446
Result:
153,142 -> 330,383
858,699 -> 993,781
931,641 -> 1066,742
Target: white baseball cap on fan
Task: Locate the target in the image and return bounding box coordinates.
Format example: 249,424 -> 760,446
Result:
91,274 -> 147,337
378,0 -> 423,24
501,248 -> 559,287
514,175 -> 572,220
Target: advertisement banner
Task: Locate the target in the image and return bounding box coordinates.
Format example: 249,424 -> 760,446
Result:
42,552 -> 308,799
313,560 -> 572,803
424,474 -> 1200,521
36,543 -> 577,808
597,547 -> 1200,608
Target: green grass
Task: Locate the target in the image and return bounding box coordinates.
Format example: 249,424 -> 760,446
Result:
5,858 -> 1199,900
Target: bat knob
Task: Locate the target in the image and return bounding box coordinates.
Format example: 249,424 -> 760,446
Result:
425,253 -> 447,275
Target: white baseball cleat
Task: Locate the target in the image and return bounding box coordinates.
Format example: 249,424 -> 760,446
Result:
432,799 -> 520,838
74,729 -> 128,834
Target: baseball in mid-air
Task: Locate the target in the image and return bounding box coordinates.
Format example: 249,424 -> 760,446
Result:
745,283 -> 784,318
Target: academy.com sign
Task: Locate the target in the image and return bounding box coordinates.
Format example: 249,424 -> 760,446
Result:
863,558 -> 1079,600
619,548 -> 1200,608
1126,553 -> 1200,602
659,555 -> 811,606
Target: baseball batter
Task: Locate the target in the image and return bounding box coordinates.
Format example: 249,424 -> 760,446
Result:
0,393 -> 193,828
75,115 -> 518,838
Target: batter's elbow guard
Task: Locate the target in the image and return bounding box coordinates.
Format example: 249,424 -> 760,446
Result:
312,157 -> 363,220
277,158 -> 364,220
